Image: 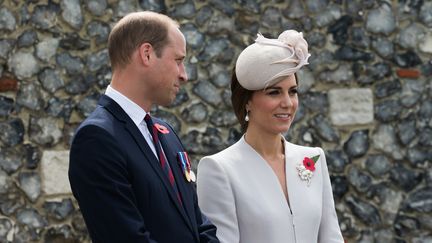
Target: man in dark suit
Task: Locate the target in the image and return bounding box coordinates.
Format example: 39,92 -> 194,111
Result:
68,11 -> 219,243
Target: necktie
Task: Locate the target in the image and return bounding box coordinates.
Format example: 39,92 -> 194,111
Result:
144,114 -> 182,204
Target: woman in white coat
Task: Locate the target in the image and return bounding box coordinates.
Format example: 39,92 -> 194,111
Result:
197,30 -> 344,243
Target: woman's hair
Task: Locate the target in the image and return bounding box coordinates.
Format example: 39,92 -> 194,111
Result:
230,67 -> 299,132
108,11 -> 179,71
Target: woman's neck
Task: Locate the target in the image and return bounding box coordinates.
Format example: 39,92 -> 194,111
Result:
244,128 -> 284,159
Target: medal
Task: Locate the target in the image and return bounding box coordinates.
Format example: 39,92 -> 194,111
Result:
177,151 -> 193,182
189,170 -> 196,182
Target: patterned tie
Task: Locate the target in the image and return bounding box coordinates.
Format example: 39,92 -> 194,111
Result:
144,114 -> 182,204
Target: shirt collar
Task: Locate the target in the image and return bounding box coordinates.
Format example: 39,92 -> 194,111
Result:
105,85 -> 148,127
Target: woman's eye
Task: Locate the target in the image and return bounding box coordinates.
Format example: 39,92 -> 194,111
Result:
289,89 -> 298,95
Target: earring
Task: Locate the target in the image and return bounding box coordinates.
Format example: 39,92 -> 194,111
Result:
245,110 -> 249,122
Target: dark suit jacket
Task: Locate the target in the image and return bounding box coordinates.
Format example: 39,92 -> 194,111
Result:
69,95 -> 219,243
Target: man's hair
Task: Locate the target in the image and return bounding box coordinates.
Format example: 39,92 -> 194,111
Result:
108,11 -> 179,71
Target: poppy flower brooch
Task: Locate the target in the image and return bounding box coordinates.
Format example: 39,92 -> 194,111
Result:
296,155 -> 320,186
154,123 -> 169,134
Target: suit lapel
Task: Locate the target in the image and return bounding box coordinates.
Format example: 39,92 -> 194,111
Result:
158,133 -> 196,233
99,95 -> 195,234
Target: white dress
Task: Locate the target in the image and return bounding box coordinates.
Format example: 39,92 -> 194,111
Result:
197,136 -> 344,243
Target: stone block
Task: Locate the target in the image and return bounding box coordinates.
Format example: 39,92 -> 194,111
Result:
329,88 -> 374,126
41,150 -> 71,195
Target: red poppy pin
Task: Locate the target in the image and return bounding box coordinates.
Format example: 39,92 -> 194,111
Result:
296,154 -> 320,186
154,123 -> 169,134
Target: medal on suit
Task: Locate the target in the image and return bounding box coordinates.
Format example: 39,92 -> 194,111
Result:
177,152 -> 195,182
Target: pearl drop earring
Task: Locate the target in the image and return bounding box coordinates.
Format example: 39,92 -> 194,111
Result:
245,110 -> 249,122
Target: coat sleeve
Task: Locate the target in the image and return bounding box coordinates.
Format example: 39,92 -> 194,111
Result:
317,148 -> 345,243
69,125 -> 158,243
197,157 -> 240,243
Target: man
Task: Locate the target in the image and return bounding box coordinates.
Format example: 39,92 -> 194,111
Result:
69,11 -> 219,243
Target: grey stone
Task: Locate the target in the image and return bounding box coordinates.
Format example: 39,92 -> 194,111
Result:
210,110 -> 237,127
193,81 -> 222,107
46,97 -> 74,120
397,117 -> 417,145
419,2 -> 432,27
318,64 -> 353,84
283,0 -> 305,19
208,64 -> 231,88
168,87 -> 189,108
0,168 -> 12,194
8,50 -> 40,79
31,4 -> 60,30
344,130 -> 369,158
0,147 -> 23,174
329,88 -> 373,126
16,208 -> 47,229
207,14 -> 234,35
56,52 -> 84,75
374,229 -> 394,243
227,127 -> 242,146
398,23 -> 425,49
306,32 -> 326,49
209,0 -> 235,16
413,235 -> 432,243
335,45 -> 373,61
306,0 -> 329,13
198,38 -> 229,62
115,0 -> 136,17
330,175 -> 348,199
195,6 -> 213,26
351,27 -> 370,49
87,49 -> 108,72
401,79 -> 424,107
366,3 -> 396,35
394,214 -> 420,237
0,7 -> 16,31
390,164 -> 422,192
86,0 -> 108,16
44,224 -> 75,242
0,39 -> 14,59
38,68 -> 65,93
0,118 -> 24,147
365,154 -> 391,177
315,5 -> 341,28
221,89 -> 232,108
17,30 -> 38,48
308,50 -> 337,73
29,116 -> 63,147
36,38 -> 60,62
393,50 -> 422,68
309,114 -> 339,142
170,0 -> 195,19
181,24 -> 204,50
0,218 -> 12,239
185,63 -> 197,81
407,147 -> 429,168
369,183 -> 403,225
181,103 -> 208,123
61,0 -> 83,29
371,37 -> 394,59
375,99 -> 401,122
375,79 -> 402,98
0,96 -> 14,117
326,150 -> 349,173
346,196 -> 381,226
87,21 -> 110,44
180,130 -> 201,154
419,100 -> 432,119
302,92 -> 328,114
18,172 -> 41,202
261,7 -> 281,29
65,75 -> 91,95
297,68 -> 315,94
419,128 -> 432,147
23,144 -> 41,170
59,33 -> 90,50
347,166 -> 372,192
372,124 -> 405,160
16,82 -> 44,111
43,199 -> 74,220
201,127 -> 224,155
40,150 -> 71,195
77,93 -> 99,118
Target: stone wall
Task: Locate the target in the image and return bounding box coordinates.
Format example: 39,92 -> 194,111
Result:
0,0 -> 431,242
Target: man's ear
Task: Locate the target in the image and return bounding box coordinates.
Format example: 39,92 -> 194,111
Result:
138,43 -> 153,66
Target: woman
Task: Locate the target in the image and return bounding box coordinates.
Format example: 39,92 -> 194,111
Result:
196,30 -> 344,243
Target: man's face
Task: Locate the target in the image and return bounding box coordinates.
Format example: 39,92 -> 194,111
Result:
149,27 -> 188,106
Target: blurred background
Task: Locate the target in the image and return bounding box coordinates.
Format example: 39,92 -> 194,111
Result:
0,0 -> 431,242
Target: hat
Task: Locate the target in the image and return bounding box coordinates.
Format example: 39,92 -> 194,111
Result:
235,30 -> 311,90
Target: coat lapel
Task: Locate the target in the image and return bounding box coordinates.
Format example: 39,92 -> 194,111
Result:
158,133 -> 196,233
99,95 -> 195,234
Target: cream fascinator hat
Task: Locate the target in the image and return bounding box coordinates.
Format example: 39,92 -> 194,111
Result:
235,30 -> 311,90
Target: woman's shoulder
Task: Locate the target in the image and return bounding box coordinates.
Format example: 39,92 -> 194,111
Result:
200,138 -> 248,165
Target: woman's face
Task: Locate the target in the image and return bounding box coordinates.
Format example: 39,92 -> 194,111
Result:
246,75 -> 298,135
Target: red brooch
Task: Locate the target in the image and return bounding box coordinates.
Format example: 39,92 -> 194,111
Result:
154,123 -> 169,134
296,155 -> 320,186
